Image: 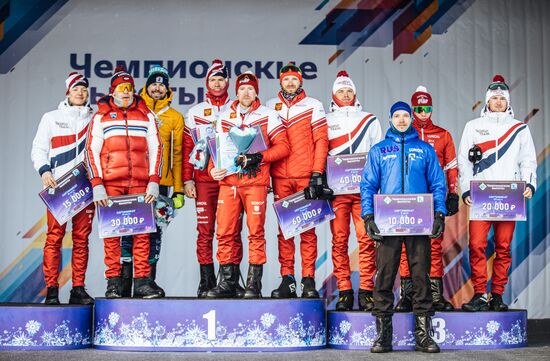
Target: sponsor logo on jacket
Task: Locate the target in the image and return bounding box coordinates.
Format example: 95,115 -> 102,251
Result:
55,121 -> 70,128
475,129 -> 489,136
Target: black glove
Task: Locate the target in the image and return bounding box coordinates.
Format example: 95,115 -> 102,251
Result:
363,214 -> 383,241
304,172 -> 324,199
236,153 -> 263,178
430,211 -> 445,239
445,193 -> 459,216
304,172 -> 334,200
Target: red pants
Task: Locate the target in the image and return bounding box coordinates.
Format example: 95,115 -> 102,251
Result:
195,181 -> 243,264
273,177 -> 317,277
103,185 -> 150,278
43,203 -> 95,288
469,220 -> 515,295
216,185 -> 268,265
330,194 -> 376,291
399,235 -> 444,278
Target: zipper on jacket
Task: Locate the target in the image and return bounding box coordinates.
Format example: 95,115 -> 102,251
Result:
421,128 -> 424,141
401,134 -> 405,194
124,110 -> 133,187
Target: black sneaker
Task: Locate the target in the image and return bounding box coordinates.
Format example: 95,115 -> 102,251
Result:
490,293 -> 509,311
45,286 -> 60,305
335,289 -> 354,311
271,275 -> 297,298
461,293 -> 490,312
301,277 -> 319,298
69,286 -> 94,305
358,289 -> 374,311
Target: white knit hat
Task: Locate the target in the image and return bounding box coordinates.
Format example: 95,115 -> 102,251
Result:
332,70 -> 356,95
485,74 -> 510,105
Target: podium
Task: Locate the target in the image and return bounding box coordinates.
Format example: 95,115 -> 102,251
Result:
327,310 -> 527,350
93,298 -> 326,351
0,303 -> 93,350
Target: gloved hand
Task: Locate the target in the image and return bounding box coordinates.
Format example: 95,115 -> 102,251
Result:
446,193 -> 459,216
93,184 -> 108,206
304,172 -> 324,199
145,182 -> 159,203
363,214 -> 383,241
172,192 -> 185,209
430,211 -> 446,239
236,153 -> 263,178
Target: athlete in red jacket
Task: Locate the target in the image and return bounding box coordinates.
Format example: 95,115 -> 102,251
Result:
182,60 -> 244,298
266,63 -> 329,298
207,72 -> 290,298
86,66 -> 163,299
395,86 -> 458,312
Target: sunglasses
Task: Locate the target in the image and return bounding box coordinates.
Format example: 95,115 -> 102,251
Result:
114,83 -> 133,93
413,106 -> 432,114
488,82 -> 509,91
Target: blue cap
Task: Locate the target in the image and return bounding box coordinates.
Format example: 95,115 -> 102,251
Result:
389,101 -> 412,118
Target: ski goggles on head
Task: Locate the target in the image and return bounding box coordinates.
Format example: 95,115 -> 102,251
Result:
413,106 -> 432,114
279,64 -> 302,77
487,82 -> 509,91
114,83 -> 133,93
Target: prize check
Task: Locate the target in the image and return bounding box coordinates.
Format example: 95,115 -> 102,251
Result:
38,162 -> 93,225
326,153 -> 367,195
470,180 -> 526,221
273,191 -> 335,240
97,194 -> 156,238
374,194 -> 434,236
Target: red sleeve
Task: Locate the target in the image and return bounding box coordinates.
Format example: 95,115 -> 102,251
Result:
262,129 -> 290,163
311,123 -> 329,174
444,131 -> 458,194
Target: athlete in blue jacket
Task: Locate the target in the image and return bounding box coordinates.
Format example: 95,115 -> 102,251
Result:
360,101 -> 446,354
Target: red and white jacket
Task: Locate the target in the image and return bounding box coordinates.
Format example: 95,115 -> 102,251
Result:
85,95 -> 162,188
327,101 -> 382,156
31,100 -> 93,179
183,97 -> 232,184
413,118 -> 459,195
458,111 -> 537,196
215,99 -> 290,188
266,91 -> 328,178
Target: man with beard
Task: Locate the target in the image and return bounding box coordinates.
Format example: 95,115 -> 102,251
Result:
120,65 -> 185,297
266,63 -> 329,299
207,72 -> 290,298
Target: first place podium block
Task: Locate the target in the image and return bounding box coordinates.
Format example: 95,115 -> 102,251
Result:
94,298 -> 326,352
0,303 -> 93,350
328,310 -> 527,350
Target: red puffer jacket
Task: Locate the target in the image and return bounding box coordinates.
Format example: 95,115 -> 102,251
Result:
85,95 -> 162,187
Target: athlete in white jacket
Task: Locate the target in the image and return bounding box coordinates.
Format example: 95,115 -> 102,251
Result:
326,71 -> 382,311
458,75 -> 537,312
31,72 -> 95,305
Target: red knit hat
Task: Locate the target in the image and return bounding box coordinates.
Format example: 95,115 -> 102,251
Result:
65,72 -> 89,95
279,63 -> 303,84
110,65 -> 134,94
411,86 -> 432,107
235,71 -> 259,95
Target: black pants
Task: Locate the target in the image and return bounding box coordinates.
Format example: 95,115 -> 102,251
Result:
373,235 -> 432,316
121,185 -> 170,264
